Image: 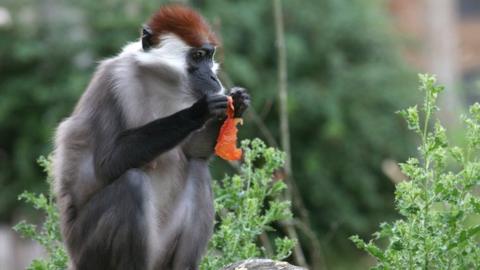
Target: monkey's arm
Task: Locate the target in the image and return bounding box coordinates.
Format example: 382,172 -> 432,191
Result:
95,95 -> 226,181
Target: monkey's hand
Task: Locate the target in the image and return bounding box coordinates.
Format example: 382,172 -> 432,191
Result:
206,94 -> 228,119
230,87 -> 250,118
189,94 -> 227,123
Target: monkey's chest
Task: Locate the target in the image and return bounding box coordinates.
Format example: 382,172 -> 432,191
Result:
145,153 -> 214,265
144,150 -> 213,224
145,149 -> 188,218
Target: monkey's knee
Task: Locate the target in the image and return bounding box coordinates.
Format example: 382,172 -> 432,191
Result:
118,168 -> 149,186
72,169 -> 152,270
114,169 -> 151,205
122,168 -> 148,182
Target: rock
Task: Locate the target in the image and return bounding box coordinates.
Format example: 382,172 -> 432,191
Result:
220,259 -> 307,270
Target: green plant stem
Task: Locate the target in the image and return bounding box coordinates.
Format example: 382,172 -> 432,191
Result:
421,87 -> 432,270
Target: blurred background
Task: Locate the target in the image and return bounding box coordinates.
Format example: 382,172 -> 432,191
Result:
0,0 -> 479,269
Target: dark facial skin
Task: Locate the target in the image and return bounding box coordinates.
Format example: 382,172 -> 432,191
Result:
186,44 -> 252,119
187,44 -> 222,97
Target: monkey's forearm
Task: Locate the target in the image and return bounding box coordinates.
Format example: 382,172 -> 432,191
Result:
182,117 -> 224,159
96,100 -> 209,181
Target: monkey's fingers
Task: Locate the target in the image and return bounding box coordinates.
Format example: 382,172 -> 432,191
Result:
206,94 -> 228,117
230,88 -> 250,118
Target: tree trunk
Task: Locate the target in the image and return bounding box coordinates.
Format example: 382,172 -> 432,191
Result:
220,259 -> 307,270
425,0 -> 462,128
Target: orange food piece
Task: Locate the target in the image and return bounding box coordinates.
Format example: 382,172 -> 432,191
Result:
215,96 -> 243,160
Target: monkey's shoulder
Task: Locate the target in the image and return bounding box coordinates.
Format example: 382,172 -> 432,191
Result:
55,116 -> 92,150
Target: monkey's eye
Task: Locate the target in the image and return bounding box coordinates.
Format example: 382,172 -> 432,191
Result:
192,50 -> 207,60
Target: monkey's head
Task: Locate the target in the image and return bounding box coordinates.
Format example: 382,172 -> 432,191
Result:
139,5 -> 223,98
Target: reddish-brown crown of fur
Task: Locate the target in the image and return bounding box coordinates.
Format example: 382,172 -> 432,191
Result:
147,5 -> 219,48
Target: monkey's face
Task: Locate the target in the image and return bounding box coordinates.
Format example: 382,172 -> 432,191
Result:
135,33 -> 223,99
138,5 -> 224,98
186,44 -> 223,98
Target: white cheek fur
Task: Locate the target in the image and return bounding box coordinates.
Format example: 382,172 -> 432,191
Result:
212,62 -> 220,74
122,34 -> 191,75
211,61 -> 225,94
120,35 -> 225,94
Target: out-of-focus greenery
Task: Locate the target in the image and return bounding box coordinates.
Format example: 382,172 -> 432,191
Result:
352,75 -> 480,269
1,0 -> 417,266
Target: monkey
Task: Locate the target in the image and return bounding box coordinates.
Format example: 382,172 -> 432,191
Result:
52,5 -> 250,270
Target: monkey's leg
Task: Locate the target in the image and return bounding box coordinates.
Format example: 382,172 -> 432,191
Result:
68,169 -> 153,270
170,160 -> 214,270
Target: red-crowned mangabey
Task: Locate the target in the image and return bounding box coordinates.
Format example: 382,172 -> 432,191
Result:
53,5 -> 250,270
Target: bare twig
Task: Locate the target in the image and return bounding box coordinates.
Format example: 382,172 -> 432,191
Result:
294,219 -> 328,269
272,0 -> 308,267
259,233 -> 274,258
273,0 -> 291,178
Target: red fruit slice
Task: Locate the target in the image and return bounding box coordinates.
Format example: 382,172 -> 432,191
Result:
215,96 -> 243,160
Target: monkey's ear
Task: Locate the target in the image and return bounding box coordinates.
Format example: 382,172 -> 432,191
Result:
142,25 -> 154,51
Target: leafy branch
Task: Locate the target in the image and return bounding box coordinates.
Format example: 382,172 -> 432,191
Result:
351,74 -> 480,269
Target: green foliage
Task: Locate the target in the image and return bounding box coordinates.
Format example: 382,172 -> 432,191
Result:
13,156 -> 68,270
13,140 -> 293,269
351,74 -> 480,269
201,139 -> 295,269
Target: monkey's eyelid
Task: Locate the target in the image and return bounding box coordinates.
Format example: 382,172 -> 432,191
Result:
196,50 -> 207,59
